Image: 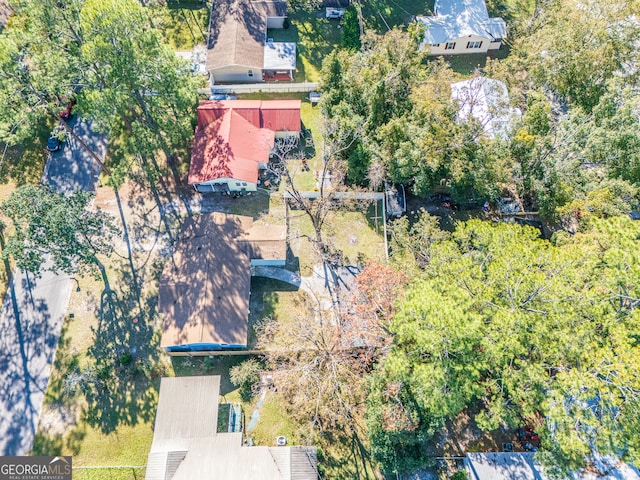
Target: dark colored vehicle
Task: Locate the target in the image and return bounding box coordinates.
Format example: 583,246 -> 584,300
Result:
60,99 -> 76,121
46,134 -> 61,152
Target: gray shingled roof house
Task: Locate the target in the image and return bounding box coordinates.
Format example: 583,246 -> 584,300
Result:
206,0 -> 296,83
145,376 -> 318,480
158,212 -> 287,354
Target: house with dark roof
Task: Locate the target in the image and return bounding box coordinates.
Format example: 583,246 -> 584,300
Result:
206,0 -> 296,83
417,0 -> 506,55
145,376 -> 319,480
189,100 -> 301,194
158,212 -> 292,354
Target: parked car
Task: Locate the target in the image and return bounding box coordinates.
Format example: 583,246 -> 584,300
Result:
385,184 -> 406,218
46,134 -> 61,152
326,7 -> 345,19
60,98 -> 76,121
46,125 -> 66,152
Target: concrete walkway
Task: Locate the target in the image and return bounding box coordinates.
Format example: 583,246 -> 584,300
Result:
0,118 -> 106,455
251,265 -> 301,287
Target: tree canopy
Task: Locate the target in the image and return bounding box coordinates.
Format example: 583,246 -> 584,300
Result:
0,0 -> 198,183
1,184 -> 119,279
318,3 -> 640,219
368,216 -> 640,475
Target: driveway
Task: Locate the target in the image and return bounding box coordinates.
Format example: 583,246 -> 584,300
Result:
44,118 -> 105,194
0,118 -> 106,455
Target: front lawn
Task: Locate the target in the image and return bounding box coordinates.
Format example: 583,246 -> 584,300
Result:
32,169 -> 181,467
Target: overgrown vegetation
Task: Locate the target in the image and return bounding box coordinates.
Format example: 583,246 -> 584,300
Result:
319,1 -> 640,224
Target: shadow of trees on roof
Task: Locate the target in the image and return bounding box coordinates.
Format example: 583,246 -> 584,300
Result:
208,0 -> 279,54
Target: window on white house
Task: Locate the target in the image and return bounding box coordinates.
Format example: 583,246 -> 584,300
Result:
466,41 -> 483,48
236,182 -> 241,186
242,182 -> 247,186
248,69 -> 254,77
434,43 -> 440,47
445,42 -> 456,50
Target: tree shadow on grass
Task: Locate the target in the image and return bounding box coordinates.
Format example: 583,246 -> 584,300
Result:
81,269 -> 164,435
317,429 -> 376,480
0,120 -> 50,185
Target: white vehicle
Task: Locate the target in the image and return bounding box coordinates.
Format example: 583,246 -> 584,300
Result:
326,7 -> 345,19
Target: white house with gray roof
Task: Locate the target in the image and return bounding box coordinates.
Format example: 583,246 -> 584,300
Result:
417,0 -> 506,55
206,0 -> 296,84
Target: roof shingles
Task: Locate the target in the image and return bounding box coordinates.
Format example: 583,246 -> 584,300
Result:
206,0 -> 287,71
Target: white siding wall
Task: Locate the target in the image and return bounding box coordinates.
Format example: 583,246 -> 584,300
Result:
428,35 -> 500,55
195,178 -> 257,193
266,16 -> 286,29
210,65 -> 264,84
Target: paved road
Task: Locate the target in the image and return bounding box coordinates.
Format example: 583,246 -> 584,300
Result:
0,118 -> 106,455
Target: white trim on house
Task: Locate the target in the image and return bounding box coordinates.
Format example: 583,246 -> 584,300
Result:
417,0 -> 506,55
195,178 -> 257,193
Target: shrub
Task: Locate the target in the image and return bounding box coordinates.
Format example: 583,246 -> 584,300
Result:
230,358 -> 261,401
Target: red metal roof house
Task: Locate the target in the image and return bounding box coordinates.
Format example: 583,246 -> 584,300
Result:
189,100 -> 301,194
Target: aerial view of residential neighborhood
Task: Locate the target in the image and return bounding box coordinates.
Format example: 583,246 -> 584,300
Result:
0,0 -> 638,477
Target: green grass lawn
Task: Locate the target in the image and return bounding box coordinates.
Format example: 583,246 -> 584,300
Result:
250,393 -> 301,447
361,0 -> 433,32
33,264 -> 163,466
268,12 -> 342,82
154,4 -> 210,50
288,207 -> 387,275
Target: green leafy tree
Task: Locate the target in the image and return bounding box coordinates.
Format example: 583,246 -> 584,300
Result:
230,359 -> 262,402
507,0 -> 640,112
321,29 -> 425,187
0,0 -> 198,184
341,5 -> 361,51
78,0 -> 197,164
1,185 -> 119,286
369,216 -> 640,475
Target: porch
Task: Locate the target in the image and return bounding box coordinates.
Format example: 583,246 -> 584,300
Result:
262,71 -> 294,82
